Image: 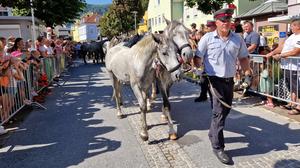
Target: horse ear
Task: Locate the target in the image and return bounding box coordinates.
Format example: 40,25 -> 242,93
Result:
152,33 -> 160,44
163,15 -> 171,25
178,18 -> 183,23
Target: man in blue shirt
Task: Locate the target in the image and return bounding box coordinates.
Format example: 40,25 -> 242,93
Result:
243,21 -> 260,54
194,8 -> 252,164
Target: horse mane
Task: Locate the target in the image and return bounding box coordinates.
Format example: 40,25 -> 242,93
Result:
132,35 -> 157,56
164,20 -> 189,39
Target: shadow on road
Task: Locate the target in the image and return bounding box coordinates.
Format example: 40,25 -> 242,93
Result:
273,159 -> 300,168
165,81 -> 300,158
0,64 -> 121,168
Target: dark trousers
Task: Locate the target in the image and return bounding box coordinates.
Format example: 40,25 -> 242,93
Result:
199,74 -> 213,107
199,75 -> 210,98
208,76 -> 234,151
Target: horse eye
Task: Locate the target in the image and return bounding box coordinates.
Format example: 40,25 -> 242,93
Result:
162,51 -> 167,55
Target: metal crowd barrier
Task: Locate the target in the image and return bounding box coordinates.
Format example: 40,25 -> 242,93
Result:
0,54 -> 67,125
248,54 -> 300,105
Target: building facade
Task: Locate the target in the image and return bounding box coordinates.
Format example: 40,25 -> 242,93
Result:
0,6 -> 12,16
71,21 -> 80,42
77,13 -> 100,42
0,16 -> 42,41
147,0 -> 264,32
269,0 -> 300,23
147,0 -> 184,33
236,0 -> 288,47
183,0 -> 263,29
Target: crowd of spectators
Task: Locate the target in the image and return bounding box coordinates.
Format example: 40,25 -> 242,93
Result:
0,33 -> 77,123
188,18 -> 300,115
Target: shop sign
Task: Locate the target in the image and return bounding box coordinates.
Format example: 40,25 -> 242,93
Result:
258,25 -> 279,47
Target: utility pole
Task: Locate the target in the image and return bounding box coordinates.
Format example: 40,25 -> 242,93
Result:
132,11 -> 138,33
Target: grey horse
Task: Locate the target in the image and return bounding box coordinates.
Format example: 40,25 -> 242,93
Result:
106,34 -> 182,141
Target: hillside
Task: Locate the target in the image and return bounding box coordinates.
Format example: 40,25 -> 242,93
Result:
82,4 -> 110,16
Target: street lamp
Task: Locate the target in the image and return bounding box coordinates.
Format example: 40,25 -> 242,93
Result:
30,0 -> 37,49
132,11 -> 138,33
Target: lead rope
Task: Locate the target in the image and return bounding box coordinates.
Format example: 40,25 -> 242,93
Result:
207,77 -> 232,109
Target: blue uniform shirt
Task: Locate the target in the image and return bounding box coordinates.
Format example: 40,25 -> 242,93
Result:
195,30 -> 249,78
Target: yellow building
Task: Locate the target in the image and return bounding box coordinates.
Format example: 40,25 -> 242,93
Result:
148,0 -> 263,32
138,11 -> 148,34
148,0 -> 184,33
71,21 -> 80,42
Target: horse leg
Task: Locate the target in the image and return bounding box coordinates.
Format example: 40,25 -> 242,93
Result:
93,52 -> 96,64
96,52 -> 99,64
118,84 -> 123,106
158,79 -> 176,140
150,81 -> 157,102
131,83 -> 148,141
114,79 -> 123,119
160,86 -> 177,140
109,72 -> 123,119
83,52 -> 87,64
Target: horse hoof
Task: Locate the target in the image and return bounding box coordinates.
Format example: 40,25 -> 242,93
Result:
140,133 -> 149,141
161,115 -> 168,122
117,114 -> 124,119
169,133 -> 177,140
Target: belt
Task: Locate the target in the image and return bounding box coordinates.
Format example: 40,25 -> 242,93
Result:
208,76 -> 233,83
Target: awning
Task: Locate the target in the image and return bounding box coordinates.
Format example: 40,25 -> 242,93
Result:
235,0 -> 287,19
268,14 -> 300,23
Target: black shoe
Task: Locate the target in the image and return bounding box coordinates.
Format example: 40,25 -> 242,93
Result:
213,150 -> 231,164
194,96 -> 207,102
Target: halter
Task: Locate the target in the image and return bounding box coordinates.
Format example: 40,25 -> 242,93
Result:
154,41 -> 191,74
153,54 -> 185,74
176,43 -> 191,55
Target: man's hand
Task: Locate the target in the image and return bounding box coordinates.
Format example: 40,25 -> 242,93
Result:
265,52 -> 273,58
193,57 -> 202,68
272,54 -> 281,61
244,68 -> 253,76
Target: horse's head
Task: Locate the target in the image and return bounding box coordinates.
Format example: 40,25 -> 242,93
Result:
163,17 -> 193,62
152,34 -> 182,81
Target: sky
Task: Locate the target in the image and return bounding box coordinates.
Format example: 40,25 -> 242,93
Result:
86,0 -> 112,5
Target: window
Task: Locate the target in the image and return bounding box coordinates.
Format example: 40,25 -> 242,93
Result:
148,19 -> 151,27
155,17 -> 157,25
0,12 -> 8,16
158,16 -> 161,24
157,0 -> 160,5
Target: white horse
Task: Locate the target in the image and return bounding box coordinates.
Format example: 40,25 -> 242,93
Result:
106,18 -> 193,141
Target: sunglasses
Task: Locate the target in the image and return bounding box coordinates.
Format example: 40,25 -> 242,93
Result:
219,19 -> 232,23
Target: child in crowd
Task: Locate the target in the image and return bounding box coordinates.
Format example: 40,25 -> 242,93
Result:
259,57 -> 274,108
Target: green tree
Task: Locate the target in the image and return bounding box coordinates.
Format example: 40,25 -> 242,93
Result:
185,0 -> 258,14
185,0 -> 234,14
99,0 -> 149,38
1,0 -> 86,27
